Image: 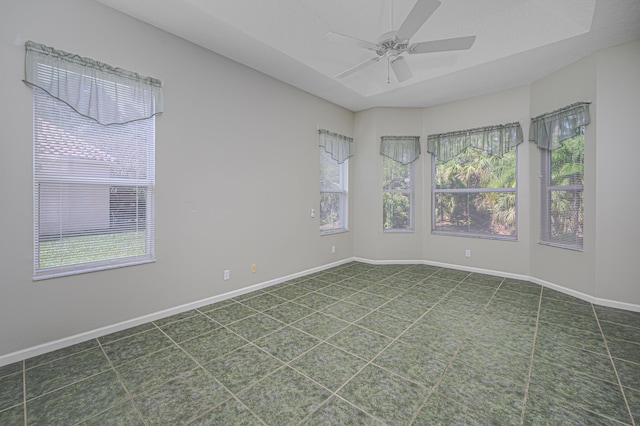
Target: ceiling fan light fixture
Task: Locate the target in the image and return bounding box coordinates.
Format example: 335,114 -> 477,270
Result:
390,56 -> 413,82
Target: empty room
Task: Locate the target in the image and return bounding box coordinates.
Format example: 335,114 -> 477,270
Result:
1,0 -> 639,424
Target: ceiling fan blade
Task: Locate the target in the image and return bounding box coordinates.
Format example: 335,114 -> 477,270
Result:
324,32 -> 377,51
395,0 -> 441,42
408,35 -> 476,54
335,56 -> 381,79
390,56 -> 413,82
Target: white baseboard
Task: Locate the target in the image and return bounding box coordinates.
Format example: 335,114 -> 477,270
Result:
0,258 -> 351,368
1,256 -> 637,367
354,256 -> 640,313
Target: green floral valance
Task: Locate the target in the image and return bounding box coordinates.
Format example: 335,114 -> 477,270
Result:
380,136 -> 421,165
427,122 -> 523,163
319,129 -> 353,164
24,41 -> 163,125
530,102 -> 590,151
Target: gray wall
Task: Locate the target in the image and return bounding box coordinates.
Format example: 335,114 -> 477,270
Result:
0,0 -> 354,358
1,0 -> 638,361
593,41 -> 640,305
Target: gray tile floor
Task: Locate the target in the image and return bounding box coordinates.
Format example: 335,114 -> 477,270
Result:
1,262 -> 639,425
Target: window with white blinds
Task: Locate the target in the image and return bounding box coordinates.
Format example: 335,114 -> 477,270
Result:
380,136 -> 419,232
33,87 -> 155,279
319,129 -> 351,235
540,129 -> 584,250
531,102 -> 589,251
320,149 -> 349,234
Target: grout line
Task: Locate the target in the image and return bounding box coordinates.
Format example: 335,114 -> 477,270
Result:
519,284 -> 543,425
96,338 -> 149,426
152,323 -> 269,426
407,277 -> 507,425
593,305 -> 637,426
18,263 -> 606,425
22,360 -> 26,426
319,272 -> 464,422
296,271 -> 433,423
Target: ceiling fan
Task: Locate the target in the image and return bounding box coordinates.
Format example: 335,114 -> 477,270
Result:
326,0 -> 476,83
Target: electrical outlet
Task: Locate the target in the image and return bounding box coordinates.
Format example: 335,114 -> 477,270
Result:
331,245 -> 336,254
465,249 -> 471,258
251,264 -> 257,273
223,269 -> 230,280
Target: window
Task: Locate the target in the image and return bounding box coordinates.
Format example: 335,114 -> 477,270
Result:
383,158 -> 413,231
381,135 -> 420,231
25,41 -> 162,279
530,102 -> 590,251
318,129 -> 352,234
428,123 -> 522,239
320,149 -> 348,233
433,148 -> 517,238
540,129 -> 584,249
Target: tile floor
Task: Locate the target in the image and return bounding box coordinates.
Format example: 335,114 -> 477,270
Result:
1,262 -> 639,425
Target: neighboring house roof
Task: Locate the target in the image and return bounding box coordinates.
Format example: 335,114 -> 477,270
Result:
35,118 -> 116,163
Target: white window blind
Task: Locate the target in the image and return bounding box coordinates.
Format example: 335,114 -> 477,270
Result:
530,103 -> 589,251
33,87 -> 155,279
320,149 -> 348,234
319,129 -> 351,234
540,130 -> 584,250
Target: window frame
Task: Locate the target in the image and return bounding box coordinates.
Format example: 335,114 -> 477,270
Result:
383,156 -> 414,232
32,88 -> 156,280
431,147 -> 518,240
319,148 -> 349,235
539,129 -> 584,251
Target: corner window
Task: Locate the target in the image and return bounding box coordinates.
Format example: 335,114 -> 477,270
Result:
380,136 -> 420,232
383,157 -> 414,231
540,129 -> 584,249
530,102 -> 590,251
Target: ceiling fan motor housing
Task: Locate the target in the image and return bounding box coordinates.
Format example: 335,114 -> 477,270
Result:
376,31 -> 409,57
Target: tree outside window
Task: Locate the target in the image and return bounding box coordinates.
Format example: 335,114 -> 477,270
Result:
433,147 -> 517,238
383,157 -> 413,231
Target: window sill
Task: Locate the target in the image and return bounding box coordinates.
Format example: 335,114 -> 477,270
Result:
33,258 -> 156,281
384,229 -> 414,234
538,241 -> 583,252
431,230 -> 516,241
320,229 -> 348,236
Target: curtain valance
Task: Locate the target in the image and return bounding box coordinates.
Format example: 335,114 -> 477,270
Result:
380,136 -> 421,165
529,102 -> 590,151
427,122 -> 522,163
24,41 -> 163,125
319,129 -> 353,164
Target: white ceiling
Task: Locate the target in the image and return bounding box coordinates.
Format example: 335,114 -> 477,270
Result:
97,0 -> 640,112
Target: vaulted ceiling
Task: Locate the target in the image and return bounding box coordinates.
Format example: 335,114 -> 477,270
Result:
97,0 -> 640,112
